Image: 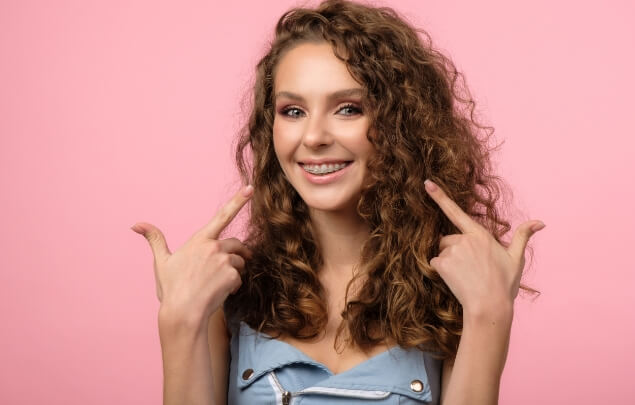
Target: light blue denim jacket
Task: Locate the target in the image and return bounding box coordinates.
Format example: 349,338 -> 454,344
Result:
227,321 -> 442,404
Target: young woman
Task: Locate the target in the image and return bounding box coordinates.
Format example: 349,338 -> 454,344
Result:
132,1 -> 544,404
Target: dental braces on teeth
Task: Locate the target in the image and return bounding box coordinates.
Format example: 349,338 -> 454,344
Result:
301,162 -> 349,174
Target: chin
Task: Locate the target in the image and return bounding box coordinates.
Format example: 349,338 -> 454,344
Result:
300,194 -> 358,213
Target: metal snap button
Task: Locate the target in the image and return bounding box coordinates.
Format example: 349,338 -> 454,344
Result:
242,368 -> 254,380
410,379 -> 424,392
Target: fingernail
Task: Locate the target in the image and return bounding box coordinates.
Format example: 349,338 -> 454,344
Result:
424,179 -> 437,192
242,184 -> 254,197
530,222 -> 546,232
130,224 -> 144,234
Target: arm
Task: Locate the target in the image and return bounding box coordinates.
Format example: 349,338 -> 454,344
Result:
424,179 -> 543,405
207,308 -> 230,405
134,185 -> 253,405
158,306 -> 230,405
440,304 -> 513,405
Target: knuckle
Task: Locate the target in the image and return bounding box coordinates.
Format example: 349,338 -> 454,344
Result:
146,230 -> 161,243
228,270 -> 242,286
207,241 -> 220,254
218,253 -> 231,265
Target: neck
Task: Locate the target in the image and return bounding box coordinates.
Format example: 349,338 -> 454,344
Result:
308,206 -> 370,276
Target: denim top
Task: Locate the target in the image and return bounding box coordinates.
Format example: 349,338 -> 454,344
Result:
227,321 -> 442,404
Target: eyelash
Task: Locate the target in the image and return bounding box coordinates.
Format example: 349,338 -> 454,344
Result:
279,103 -> 362,118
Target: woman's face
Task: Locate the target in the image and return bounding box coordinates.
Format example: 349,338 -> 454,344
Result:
273,42 -> 375,214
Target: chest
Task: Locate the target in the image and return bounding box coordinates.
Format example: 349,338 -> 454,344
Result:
272,277 -> 392,375
276,327 -> 395,375
274,271 -> 394,375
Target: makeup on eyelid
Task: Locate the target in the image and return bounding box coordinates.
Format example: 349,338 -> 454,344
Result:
278,103 -> 362,118
272,42 -> 375,213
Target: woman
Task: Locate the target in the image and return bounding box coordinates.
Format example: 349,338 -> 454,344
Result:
132,0 -> 545,403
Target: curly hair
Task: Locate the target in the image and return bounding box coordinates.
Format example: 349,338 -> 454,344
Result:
224,0 -> 539,362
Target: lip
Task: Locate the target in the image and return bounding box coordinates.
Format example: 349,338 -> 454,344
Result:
298,158 -> 353,165
298,161 -> 353,185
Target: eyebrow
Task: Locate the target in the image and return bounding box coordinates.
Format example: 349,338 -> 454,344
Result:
274,88 -> 365,102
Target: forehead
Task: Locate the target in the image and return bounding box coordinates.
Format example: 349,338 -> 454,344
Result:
273,42 -> 361,96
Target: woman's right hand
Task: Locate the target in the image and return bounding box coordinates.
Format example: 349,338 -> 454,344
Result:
131,184 -> 255,326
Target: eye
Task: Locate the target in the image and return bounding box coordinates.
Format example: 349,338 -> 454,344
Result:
337,104 -> 362,116
278,104 -> 362,119
279,106 -> 304,118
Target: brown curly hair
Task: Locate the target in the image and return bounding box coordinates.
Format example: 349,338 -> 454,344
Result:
224,0 -> 539,362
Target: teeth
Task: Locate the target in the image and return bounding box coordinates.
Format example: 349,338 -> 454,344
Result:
302,162 -> 349,174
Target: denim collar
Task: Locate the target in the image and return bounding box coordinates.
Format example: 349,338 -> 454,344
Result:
235,322 -> 438,402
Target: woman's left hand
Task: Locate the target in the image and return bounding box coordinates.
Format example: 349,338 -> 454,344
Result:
424,179 -> 545,318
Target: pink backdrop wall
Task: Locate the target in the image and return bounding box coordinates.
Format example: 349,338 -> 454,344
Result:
1,0 -> 633,403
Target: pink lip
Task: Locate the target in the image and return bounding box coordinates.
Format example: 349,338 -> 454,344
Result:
298,161 -> 353,185
299,158 -> 352,165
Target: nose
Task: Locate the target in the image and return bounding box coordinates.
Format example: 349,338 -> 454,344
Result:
301,113 -> 333,150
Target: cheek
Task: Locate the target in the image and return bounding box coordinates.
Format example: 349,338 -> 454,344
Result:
272,120 -> 295,158
342,120 -> 372,154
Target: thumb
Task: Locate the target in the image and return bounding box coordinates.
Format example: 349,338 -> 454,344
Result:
507,220 -> 545,262
131,222 -> 171,263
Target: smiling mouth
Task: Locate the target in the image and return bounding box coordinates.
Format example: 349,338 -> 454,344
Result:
300,161 -> 353,175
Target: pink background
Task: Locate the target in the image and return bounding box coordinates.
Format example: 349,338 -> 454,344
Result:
1,0 -> 633,403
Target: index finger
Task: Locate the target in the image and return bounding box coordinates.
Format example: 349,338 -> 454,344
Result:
199,184 -> 254,240
424,179 -> 479,234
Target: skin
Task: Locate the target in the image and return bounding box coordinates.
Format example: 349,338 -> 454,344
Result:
273,42 -> 375,276
271,41 -> 395,372
132,41 -> 545,405
423,179 -> 545,404
132,184 -> 254,404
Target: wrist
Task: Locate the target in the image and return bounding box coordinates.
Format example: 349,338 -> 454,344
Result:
158,303 -> 208,334
463,300 -> 514,327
